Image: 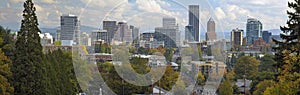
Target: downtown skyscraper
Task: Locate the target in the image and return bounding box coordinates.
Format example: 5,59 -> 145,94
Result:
103,21 -> 118,44
206,18 -> 217,41
113,22 -> 133,44
231,28 -> 244,46
262,31 -> 271,43
155,17 -> 180,48
60,14 -> 80,46
188,5 -> 200,42
130,25 -> 140,41
163,17 -> 177,28
246,18 -> 263,45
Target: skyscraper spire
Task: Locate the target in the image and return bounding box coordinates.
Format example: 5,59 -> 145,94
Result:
209,17 -> 214,22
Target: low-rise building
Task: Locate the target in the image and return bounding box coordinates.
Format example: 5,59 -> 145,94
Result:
236,79 -> 252,94
86,53 -> 113,63
39,33 -> 53,45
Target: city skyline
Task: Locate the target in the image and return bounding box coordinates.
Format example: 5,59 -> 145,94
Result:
1,0 -> 300,95
0,0 -> 292,33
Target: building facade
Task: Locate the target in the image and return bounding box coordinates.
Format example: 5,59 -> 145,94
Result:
130,25 -> 140,41
155,18 -> 179,47
141,32 -> 155,41
189,5 -> 200,42
80,32 -> 91,46
246,18 -> 263,45
185,25 -> 194,41
91,30 -> 108,44
206,18 -> 217,41
103,21 -> 117,44
231,28 -> 243,46
60,14 -> 80,46
262,31 -> 271,43
163,17 -> 177,28
113,22 -> 133,44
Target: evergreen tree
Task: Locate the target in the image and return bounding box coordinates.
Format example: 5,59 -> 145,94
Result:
11,0 -> 45,94
271,0 -> 300,94
273,0 -> 300,77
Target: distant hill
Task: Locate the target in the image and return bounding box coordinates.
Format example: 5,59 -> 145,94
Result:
39,25 -> 98,40
201,29 -> 283,40
267,29 -> 282,35
80,25 -> 99,32
199,32 -> 231,40
40,25 -> 98,34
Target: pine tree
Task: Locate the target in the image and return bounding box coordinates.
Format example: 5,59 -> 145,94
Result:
12,0 -> 46,94
273,0 -> 300,75
271,0 -> 300,94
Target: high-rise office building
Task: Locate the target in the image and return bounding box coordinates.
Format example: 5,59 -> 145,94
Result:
103,21 -> 117,44
163,17 -> 177,28
246,18 -> 263,45
155,17 -> 180,48
130,25 -> 140,41
114,22 -> 132,44
262,31 -> 271,43
60,14 -> 80,46
185,25 -> 194,41
206,18 -> 217,41
91,30 -> 108,44
189,5 -> 200,42
231,28 -> 244,46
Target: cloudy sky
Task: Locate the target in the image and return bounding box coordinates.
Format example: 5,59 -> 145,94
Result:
0,0 -> 292,33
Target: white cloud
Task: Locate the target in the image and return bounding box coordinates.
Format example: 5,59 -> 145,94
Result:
211,0 -> 291,31
0,13 -> 6,20
0,0 -> 293,32
214,7 -> 226,20
80,0 -> 124,8
136,0 -> 163,13
35,4 -> 43,12
249,0 -> 267,5
10,0 -> 24,3
40,0 -> 55,4
156,0 -> 171,7
6,3 -> 10,8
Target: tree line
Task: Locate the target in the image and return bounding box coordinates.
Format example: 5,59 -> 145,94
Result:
218,0 -> 300,95
0,0 -> 82,94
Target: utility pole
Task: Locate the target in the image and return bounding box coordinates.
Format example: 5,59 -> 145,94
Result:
244,63 -> 246,95
159,79 -> 161,95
